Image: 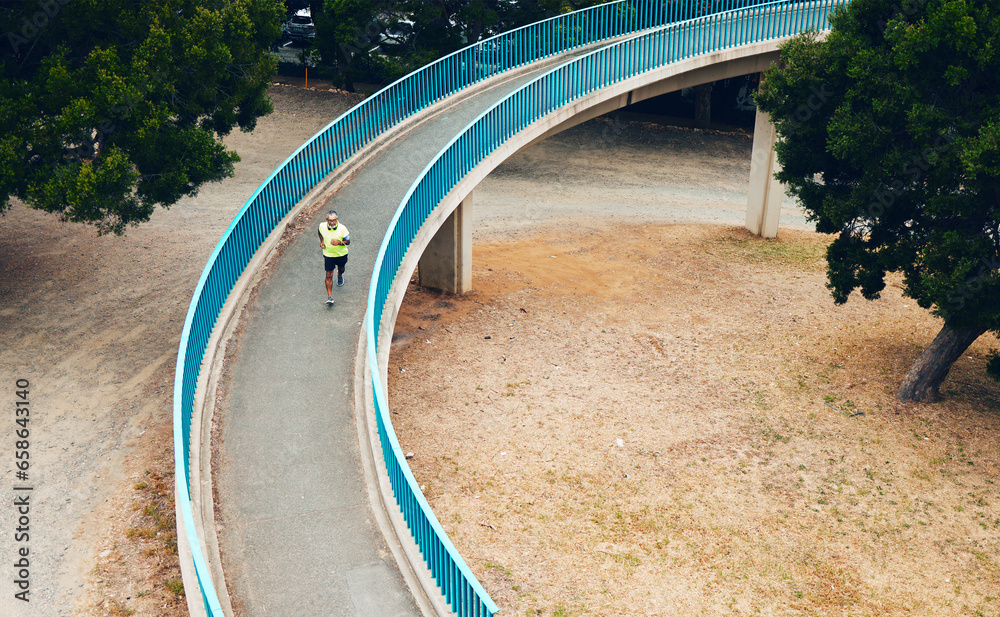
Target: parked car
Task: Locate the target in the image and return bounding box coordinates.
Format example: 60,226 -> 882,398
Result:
285,9 -> 315,43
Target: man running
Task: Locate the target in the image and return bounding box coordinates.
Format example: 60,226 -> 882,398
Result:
318,210 -> 350,304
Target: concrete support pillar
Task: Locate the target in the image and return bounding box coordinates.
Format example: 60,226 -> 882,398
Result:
745,106 -> 784,238
418,193 -> 473,294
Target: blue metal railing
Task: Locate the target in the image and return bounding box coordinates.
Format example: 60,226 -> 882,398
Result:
173,1 -> 844,615
365,1 -> 846,614
172,2 -> 694,615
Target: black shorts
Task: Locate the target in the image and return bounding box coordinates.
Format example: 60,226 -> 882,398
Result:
324,254 -> 348,272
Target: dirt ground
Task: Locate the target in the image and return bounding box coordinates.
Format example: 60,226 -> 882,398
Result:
2,80 -> 997,617
390,120 -> 1000,615
389,227 -> 1000,616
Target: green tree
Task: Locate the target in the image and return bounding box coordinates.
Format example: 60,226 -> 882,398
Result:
386,0 -> 615,68
312,0 -> 385,92
393,0 -> 507,62
755,0 -> 1000,402
309,1 -> 617,89
0,0 -> 284,234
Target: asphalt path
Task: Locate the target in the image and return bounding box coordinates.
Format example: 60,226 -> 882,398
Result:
212,56 -> 582,617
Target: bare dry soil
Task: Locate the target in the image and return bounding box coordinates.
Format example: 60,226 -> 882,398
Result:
389,226 -> 1000,616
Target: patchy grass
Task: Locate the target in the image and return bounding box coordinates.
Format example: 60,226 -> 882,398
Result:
702,226 -> 831,270
80,414 -> 187,617
165,577 -> 185,597
125,470 -> 178,555
107,599 -> 135,616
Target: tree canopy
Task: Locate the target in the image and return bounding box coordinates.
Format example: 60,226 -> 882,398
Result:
311,0 -> 383,91
755,0 -> 1000,401
310,0 -> 612,91
1,0 -> 284,234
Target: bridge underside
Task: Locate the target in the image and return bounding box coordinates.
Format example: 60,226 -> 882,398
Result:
419,48 -> 786,294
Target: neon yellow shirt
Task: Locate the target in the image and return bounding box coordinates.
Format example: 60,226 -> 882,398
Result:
319,222 -> 349,257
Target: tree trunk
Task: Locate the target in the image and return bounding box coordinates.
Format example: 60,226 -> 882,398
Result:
694,83 -> 712,129
897,322 -> 987,402
337,48 -> 356,93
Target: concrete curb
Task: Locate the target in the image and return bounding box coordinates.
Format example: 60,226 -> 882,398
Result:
178,124 -> 400,617
178,48 -> 608,616
176,67 -> 538,616
354,322 -> 458,617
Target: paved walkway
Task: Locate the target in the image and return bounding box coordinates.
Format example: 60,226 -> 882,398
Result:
212,51 -> 597,616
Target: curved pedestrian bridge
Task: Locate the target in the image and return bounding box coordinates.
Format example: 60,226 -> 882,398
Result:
172,2 -> 848,615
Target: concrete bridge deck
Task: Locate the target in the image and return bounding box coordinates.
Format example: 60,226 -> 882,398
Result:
211,49 -> 607,617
